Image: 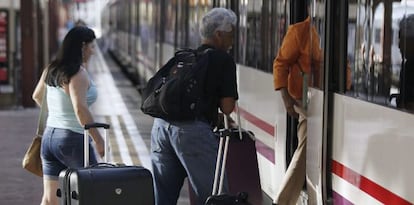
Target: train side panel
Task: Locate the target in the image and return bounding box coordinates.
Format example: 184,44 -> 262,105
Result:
331,95 -> 414,204
237,64 -> 290,202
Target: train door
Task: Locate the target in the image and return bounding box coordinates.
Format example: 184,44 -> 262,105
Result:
305,0 -> 328,204
299,0 -> 414,203
276,0 -> 326,204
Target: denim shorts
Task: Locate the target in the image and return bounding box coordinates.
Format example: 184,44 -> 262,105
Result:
41,127 -> 97,180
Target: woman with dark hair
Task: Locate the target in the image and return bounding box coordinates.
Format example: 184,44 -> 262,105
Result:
32,26 -> 104,205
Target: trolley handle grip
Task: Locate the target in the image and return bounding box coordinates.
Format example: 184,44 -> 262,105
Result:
89,163 -> 117,168
84,123 -> 110,130
84,122 -> 110,167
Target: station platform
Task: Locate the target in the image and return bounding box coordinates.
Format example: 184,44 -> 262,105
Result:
0,46 -> 191,204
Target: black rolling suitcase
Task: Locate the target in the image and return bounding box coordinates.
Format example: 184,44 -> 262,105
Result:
204,116 -> 252,205
57,123 -> 154,205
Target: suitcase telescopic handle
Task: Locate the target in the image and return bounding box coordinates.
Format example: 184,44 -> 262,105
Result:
212,114 -> 231,196
84,123 -> 110,130
84,122 -> 110,167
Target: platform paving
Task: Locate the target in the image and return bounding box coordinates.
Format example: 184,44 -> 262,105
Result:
0,108 -> 43,204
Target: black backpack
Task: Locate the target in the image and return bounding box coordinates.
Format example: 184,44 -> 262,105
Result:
140,48 -> 212,121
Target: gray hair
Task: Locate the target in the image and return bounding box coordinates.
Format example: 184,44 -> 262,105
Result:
399,14 -> 414,38
199,8 -> 237,40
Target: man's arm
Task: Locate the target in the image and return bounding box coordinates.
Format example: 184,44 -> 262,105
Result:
273,26 -> 300,91
219,97 -> 235,115
273,26 -> 301,118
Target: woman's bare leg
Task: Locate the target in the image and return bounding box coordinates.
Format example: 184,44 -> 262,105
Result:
41,178 -> 59,205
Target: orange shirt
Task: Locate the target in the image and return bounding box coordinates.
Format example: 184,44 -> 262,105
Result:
273,17 -> 322,100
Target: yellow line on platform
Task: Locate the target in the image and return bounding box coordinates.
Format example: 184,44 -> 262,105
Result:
118,115 -> 141,165
105,115 -> 123,164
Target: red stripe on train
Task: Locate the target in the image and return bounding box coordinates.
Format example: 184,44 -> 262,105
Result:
332,160 -> 412,205
236,106 -> 275,137
235,106 -> 275,164
235,106 -> 411,204
254,139 -> 275,164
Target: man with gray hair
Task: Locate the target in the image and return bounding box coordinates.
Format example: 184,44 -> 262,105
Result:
397,14 -> 414,110
150,7 -> 238,205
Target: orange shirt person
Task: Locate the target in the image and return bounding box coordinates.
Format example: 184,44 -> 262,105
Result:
272,14 -> 351,205
272,15 -> 323,205
273,16 -> 322,118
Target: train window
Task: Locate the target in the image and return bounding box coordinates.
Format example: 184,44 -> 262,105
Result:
188,0 -> 212,49
238,1 -> 260,69
348,0 -> 414,112
273,1 -> 289,59
140,1 -> 156,65
123,2 -> 130,33
132,0 -> 139,60
237,0 -> 296,73
263,0 -> 276,73
116,3 -> 122,32
374,28 -> 381,43
215,0 -> 229,7
176,0 -> 188,48
165,1 -> 177,45
131,1 -> 139,36
139,1 -> 149,54
309,0 -> 325,90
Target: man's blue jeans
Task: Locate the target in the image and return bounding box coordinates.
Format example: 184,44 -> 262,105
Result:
151,118 -> 227,205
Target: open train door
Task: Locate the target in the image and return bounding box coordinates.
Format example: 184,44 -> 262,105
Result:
305,0 -> 329,204
306,0 -> 350,204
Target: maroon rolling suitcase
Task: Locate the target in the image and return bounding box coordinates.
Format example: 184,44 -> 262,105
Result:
204,115 -> 254,205
57,123 -> 154,205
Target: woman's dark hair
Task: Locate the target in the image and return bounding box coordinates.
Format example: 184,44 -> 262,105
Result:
45,26 -> 96,87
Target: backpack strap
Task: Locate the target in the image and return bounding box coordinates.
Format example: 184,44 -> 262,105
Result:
192,47 -> 214,122
194,47 -> 213,60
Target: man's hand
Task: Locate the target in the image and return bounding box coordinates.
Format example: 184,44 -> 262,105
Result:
217,113 -> 238,129
280,88 -> 299,119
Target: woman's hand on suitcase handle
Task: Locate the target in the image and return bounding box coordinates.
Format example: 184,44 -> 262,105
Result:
90,128 -> 105,157
95,137 -> 105,157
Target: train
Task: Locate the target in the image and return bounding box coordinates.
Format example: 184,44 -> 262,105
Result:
101,0 -> 414,204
